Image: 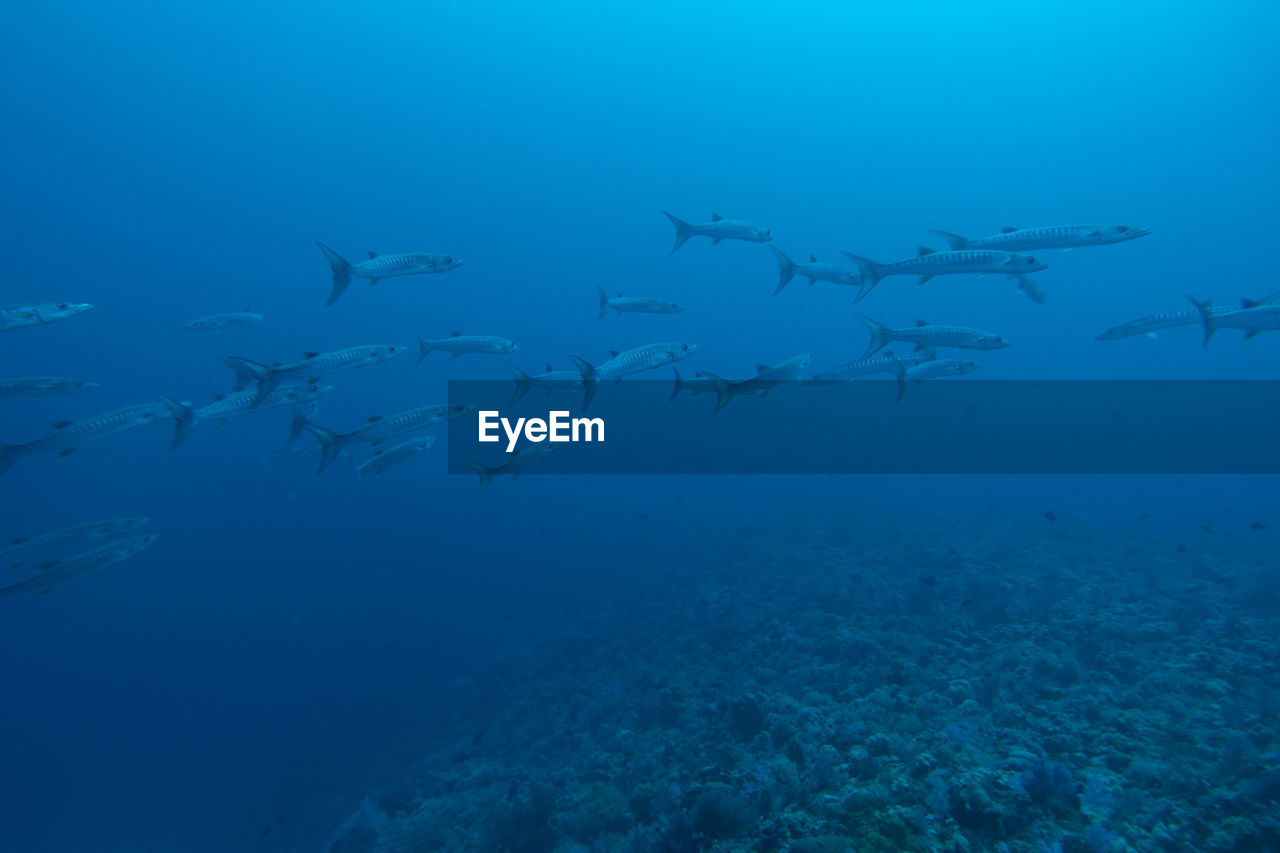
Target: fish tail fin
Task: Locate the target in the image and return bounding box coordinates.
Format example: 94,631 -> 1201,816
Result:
416,332 -> 432,365
662,210 -> 694,254
465,460 -> 496,495
930,229 -> 968,250
222,356 -> 272,392
161,397 -> 196,450
595,285 -> 609,320
1187,294 -> 1217,347
316,242 -> 353,306
916,346 -> 937,362
669,367 -> 686,402
770,246 -> 796,294
505,363 -> 534,403
855,313 -> 892,358
569,355 -> 598,409
1016,275 -> 1047,304
841,253 -> 883,302
701,371 -> 732,416
281,404 -> 311,450
304,423 -> 347,474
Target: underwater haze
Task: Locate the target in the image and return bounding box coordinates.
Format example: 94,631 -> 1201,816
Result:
2,1 -> 1279,851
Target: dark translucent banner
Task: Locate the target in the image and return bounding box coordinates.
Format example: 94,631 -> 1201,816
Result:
445,380 -> 1280,474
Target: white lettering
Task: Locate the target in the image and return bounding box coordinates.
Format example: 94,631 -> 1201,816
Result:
573,416 -> 604,443
485,411 -> 607,452
502,417 -> 526,453
478,411 -> 500,443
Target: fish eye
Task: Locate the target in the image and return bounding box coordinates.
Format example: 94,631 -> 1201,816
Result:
444,256 -> 452,263
57,302 -> 68,309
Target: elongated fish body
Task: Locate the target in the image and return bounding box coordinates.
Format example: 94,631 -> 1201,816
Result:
841,247 -> 1048,302
184,312 -> 265,331
696,354 -> 812,416
905,359 -> 980,382
931,224 -> 1150,252
223,345 -> 405,404
595,286 -> 683,320
1,517 -> 150,569
0,398 -> 194,475
569,342 -> 698,409
355,435 -> 436,478
807,349 -> 936,385
315,244 -> 462,306
662,211 -> 772,254
0,377 -> 99,398
1189,295 -> 1280,346
416,332 -> 517,363
0,534 -> 158,601
465,444 -> 556,494
194,384 -> 333,424
1096,308 -> 1219,340
506,363 -> 584,403
304,403 -> 471,473
770,248 -> 860,293
857,315 -> 1009,359
0,302 -> 94,333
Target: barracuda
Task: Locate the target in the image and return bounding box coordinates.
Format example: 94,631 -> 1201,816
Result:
223,345 -> 405,405
595,286 -> 684,319
0,302 -> 94,333
569,342 -> 699,408
841,247 -> 1048,303
304,403 -> 472,473
662,211 -> 772,254
0,398 -> 194,474
931,224 -> 1150,252
315,244 -> 462,306
0,377 -> 99,398
0,534 -> 158,601
416,331 -> 517,363
354,436 -> 437,479
857,315 -> 1010,359
769,248 -> 860,293
1189,295 -> 1280,347
183,311 -> 265,331
807,349 -> 934,385
505,363 -> 584,404
695,354 -> 812,416
1,517 -> 150,569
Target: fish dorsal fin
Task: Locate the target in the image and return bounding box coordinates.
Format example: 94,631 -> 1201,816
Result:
303,352 -> 319,359
367,250 -> 378,259
756,363 -> 770,373
916,319 -> 930,327
450,330 -> 462,337
213,393 -> 225,401
271,361 -> 283,367
545,363 -> 554,373
10,537 -> 26,544
616,291 -> 623,298
52,421 -> 72,429
809,254 -> 818,263
1243,298 -> 1261,309
1001,226 -> 1018,233
609,350 -> 620,358
367,415 -> 382,422
711,212 -> 724,221
916,246 -> 936,256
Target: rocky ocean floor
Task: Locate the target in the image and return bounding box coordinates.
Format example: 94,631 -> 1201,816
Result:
325,512 -> 1280,852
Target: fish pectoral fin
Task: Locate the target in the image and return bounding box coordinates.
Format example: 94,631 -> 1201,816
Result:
368,277 -> 380,286
917,276 -> 933,286
1244,330 -> 1261,340
58,448 -> 76,458
450,352 -> 462,359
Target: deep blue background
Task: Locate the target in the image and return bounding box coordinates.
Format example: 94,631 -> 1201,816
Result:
1,1 -> 1278,849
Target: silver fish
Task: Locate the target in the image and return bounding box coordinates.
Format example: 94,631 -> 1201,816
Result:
416,331 -> 517,363
188,384 -> 334,450
0,302 -> 94,333
857,315 -> 1010,359
1097,291 -> 1280,341
505,363 -> 584,403
841,247 -> 1048,302
305,403 -> 471,473
695,354 -> 812,416
595,286 -> 684,320
0,377 -> 99,398
184,311 -> 265,331
1189,295 -> 1280,346
662,211 -> 772,254
223,345 -> 405,405
0,398 -> 194,475
315,244 -> 462,306
464,444 -> 556,495
904,359 -> 981,383
354,435 -> 436,479
770,248 -> 860,293
807,349 -> 935,385
931,224 -> 1150,252
569,342 -> 699,408
1,517 -> 150,569
0,534 -> 158,601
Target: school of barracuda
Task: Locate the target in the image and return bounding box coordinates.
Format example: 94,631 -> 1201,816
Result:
0,213 -> 1188,598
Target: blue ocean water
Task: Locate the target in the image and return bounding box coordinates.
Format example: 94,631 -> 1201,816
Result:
2,2 -> 1278,850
